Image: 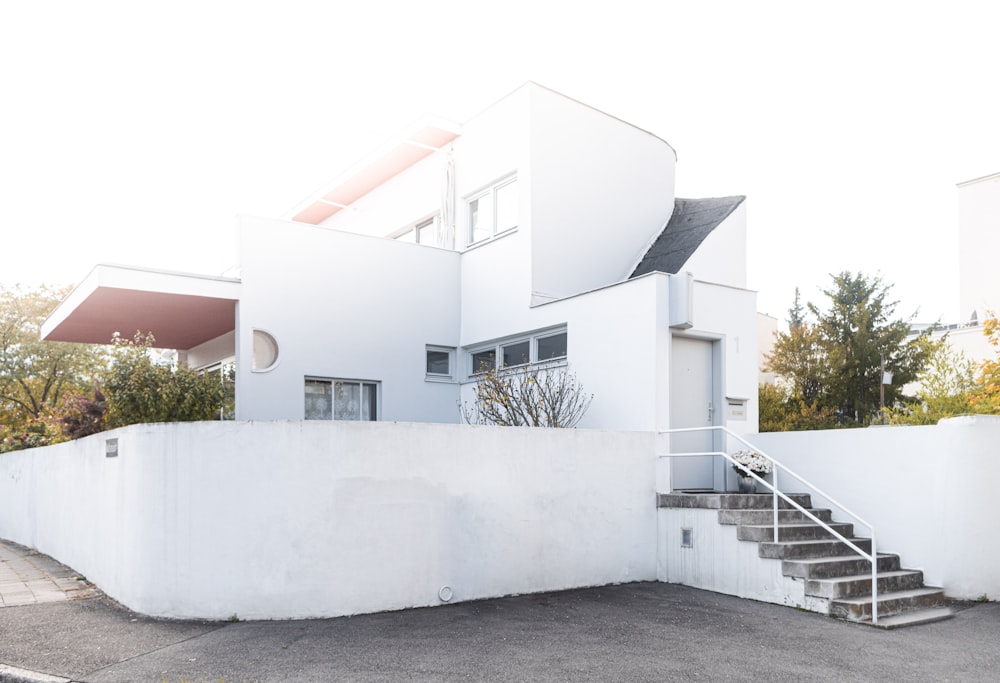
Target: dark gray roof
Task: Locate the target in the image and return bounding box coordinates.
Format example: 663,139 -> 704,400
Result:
630,196 -> 745,278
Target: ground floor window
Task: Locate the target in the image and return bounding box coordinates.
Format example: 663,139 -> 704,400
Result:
467,327 -> 568,376
426,345 -> 455,381
305,378 -> 378,421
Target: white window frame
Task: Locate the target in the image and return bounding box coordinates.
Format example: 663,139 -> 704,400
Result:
465,175 -> 517,247
465,327 -> 568,379
304,377 -> 380,421
425,345 -> 456,382
392,215 -> 440,246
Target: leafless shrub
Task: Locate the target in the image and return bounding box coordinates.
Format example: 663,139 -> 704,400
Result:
462,364 -> 592,428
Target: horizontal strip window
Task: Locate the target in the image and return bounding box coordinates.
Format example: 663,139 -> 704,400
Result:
467,328 -> 567,376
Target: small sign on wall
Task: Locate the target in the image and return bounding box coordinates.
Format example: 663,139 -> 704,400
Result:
105,438 -> 119,458
726,398 -> 748,421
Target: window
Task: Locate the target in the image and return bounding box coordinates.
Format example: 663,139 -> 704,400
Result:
536,331 -> 567,361
468,327 -> 568,375
394,217 -> 439,246
202,360 -> 235,420
426,346 -> 455,380
252,330 -> 279,371
468,177 -> 517,245
305,379 -> 378,421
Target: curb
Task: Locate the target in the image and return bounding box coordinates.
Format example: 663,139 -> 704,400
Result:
0,664 -> 71,683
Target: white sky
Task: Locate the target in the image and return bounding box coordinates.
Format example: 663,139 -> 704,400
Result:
2,1 -> 998,325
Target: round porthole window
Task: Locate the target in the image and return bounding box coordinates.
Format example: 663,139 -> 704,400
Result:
252,329 -> 279,371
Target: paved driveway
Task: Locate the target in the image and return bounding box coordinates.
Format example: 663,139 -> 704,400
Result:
1,539 -> 998,682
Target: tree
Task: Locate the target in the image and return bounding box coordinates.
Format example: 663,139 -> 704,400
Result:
462,365 -> 593,427
102,332 -> 229,428
883,338 -> 976,425
765,272 -> 934,427
811,272 -> 932,423
765,289 -> 828,406
0,284 -> 104,436
970,313 -> 1000,413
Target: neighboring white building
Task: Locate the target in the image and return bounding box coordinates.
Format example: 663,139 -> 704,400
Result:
958,172 -> 1000,325
904,172 -> 1000,374
42,83 -> 759,486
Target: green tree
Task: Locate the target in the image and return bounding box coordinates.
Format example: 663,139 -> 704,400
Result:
0,284 -> 104,439
765,288 -> 828,406
969,313 -> 1000,414
884,338 -> 976,425
765,272 -> 934,427
102,332 -> 229,428
811,272 -> 932,423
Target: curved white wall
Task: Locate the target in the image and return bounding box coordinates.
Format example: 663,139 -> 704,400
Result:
0,421 -> 657,620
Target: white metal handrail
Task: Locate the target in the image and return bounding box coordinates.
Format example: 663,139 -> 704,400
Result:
659,426 -> 880,624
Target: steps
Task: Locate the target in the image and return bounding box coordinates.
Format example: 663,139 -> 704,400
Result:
658,493 -> 952,628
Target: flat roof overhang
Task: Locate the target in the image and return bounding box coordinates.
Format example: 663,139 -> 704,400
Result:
41,264 -> 241,350
287,116 -> 461,225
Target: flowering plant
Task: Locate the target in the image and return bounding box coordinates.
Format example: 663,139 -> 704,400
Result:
731,449 -> 772,477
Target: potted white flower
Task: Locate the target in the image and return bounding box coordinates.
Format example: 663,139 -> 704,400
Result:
730,449 -> 772,494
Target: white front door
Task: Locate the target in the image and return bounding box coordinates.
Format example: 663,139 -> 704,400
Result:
669,336 -> 717,490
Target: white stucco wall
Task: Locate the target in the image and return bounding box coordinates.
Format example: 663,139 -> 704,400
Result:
528,85 -> 676,301
751,416 -> 1000,599
687,278 -> 760,436
236,216 -> 462,423
0,421 -> 657,620
958,173 -> 1000,322
658,507 -> 802,608
676,201 -> 748,290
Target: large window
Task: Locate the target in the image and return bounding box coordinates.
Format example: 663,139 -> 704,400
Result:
468,176 -> 517,245
468,328 -> 567,376
305,378 -> 378,421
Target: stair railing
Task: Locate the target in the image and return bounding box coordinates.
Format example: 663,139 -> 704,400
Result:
658,426 -> 880,624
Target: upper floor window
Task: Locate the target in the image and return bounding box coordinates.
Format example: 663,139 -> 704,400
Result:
468,177 -> 517,245
468,328 -> 567,376
394,216 -> 440,246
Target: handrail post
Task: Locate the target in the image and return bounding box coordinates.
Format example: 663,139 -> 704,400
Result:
772,466 -> 779,542
871,533 -> 878,625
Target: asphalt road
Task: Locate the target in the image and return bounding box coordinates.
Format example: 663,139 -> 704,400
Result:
0,581 -> 997,682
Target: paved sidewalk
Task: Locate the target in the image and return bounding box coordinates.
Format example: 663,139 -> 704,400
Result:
1,539 -> 999,682
0,542 -> 97,608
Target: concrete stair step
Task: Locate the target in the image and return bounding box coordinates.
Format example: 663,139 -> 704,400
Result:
864,606 -> 955,630
718,508 -> 833,525
783,553 -> 901,580
829,587 -> 947,621
658,493 -> 813,510
738,522 -> 855,543
759,538 -> 872,560
805,570 -> 926,600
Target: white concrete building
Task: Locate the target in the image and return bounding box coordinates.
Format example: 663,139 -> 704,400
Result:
958,172 -> 1000,324
42,83 -> 758,487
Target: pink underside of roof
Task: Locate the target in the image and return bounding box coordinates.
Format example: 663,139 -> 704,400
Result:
291,125 -> 459,225
44,287 -> 236,350
322,144 -> 431,206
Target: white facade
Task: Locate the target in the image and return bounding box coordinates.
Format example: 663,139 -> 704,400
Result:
43,83 -> 759,441
958,172 -> 1000,323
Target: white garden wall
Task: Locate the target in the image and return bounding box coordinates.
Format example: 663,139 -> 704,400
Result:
751,416 -> 1000,600
0,421 -> 656,620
